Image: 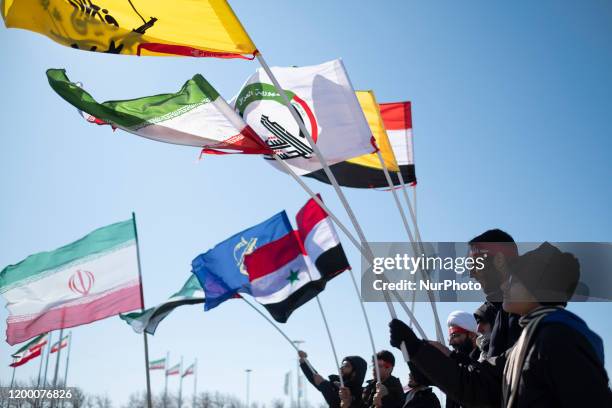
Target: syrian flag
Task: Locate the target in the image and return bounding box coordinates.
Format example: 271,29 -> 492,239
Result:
50,334 -> 69,353
120,275 -> 205,335
9,333 -> 48,367
182,363 -> 195,377
379,102 -> 416,186
234,59 -> 377,175
149,357 -> 166,370
46,69 -> 271,156
244,196 -> 350,323
166,363 -> 181,376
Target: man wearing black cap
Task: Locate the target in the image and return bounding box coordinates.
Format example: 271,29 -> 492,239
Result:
473,302 -> 496,361
298,350 -> 367,408
388,242 -> 612,407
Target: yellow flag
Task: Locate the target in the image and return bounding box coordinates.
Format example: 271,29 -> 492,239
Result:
2,0 -> 257,57
352,91 -> 400,172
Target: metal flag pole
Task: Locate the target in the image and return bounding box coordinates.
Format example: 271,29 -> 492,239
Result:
43,331 -> 53,387
164,351 -> 170,408
9,366 -> 16,388
178,356 -> 184,408
132,212 -> 153,408
293,340 -> 303,408
37,334 -> 47,388
245,369 -> 252,408
62,332 -> 72,387
52,328 -> 64,388
192,359 -> 198,408
376,152 -> 444,343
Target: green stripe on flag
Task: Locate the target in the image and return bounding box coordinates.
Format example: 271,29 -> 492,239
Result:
0,220 -> 134,293
11,333 -> 46,357
46,69 -> 220,130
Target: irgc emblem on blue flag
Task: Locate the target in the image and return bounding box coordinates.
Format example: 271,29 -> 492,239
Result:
191,212 -> 293,310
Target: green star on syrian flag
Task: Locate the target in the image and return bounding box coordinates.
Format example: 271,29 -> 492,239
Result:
287,270 -> 300,284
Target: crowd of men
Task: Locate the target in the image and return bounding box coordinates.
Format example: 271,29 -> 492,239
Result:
297,230 -> 612,408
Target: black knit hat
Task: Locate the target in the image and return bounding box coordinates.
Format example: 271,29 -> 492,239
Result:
474,302 -> 497,325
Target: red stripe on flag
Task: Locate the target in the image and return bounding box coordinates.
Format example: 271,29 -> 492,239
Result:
136,43 -> 256,60
10,347 -> 42,367
295,196 -> 329,243
379,102 -> 412,130
245,231 -> 305,282
6,284 -> 142,345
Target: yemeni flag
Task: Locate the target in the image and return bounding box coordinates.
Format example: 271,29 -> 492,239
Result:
166,363 -> 181,376
120,275 -> 205,335
380,102 -> 416,186
0,220 -> 143,345
46,69 -> 271,155
50,334 -> 69,353
234,59 -> 377,175
9,333 -> 48,367
149,357 -> 166,370
305,90 -> 400,188
182,363 -> 195,377
244,196 -> 350,323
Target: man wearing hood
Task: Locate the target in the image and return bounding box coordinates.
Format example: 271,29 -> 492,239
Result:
388,242 -> 612,407
468,229 -> 522,358
402,362 -> 440,408
298,350 -> 367,408
473,302 -> 496,361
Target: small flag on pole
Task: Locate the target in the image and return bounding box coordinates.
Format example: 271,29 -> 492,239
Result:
9,333 -> 48,367
380,101 -> 416,186
50,334 -> 69,353
120,275 -> 205,335
0,219 -> 143,345
166,363 -> 181,376
149,357 -> 166,371
182,363 -> 195,378
1,0 -> 257,58
46,69 -> 271,156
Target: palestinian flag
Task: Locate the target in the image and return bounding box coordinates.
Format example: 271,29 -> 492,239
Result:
9,333 -> 48,367
244,196 -> 349,323
0,220 -> 143,345
182,363 -> 195,377
166,363 -> 181,376
380,101 -> 416,186
305,91 -> 401,188
50,334 -> 69,353
46,69 -> 271,155
149,357 -> 166,370
120,275 -> 205,335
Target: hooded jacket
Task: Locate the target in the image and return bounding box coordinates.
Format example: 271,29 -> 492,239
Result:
300,355 -> 367,408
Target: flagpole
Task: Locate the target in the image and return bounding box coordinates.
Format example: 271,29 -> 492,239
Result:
164,352 -> 170,408
192,359 -> 197,408
37,335 -> 46,388
132,212 -> 153,408
376,152 -> 444,343
52,328 -> 64,388
178,356 -> 184,408
63,332 -> 72,387
43,331 -> 53,387
9,366 -> 16,388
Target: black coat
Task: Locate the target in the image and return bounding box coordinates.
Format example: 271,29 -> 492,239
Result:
362,375 -> 404,408
403,387 -> 441,408
445,348 -> 479,408
410,322 -> 612,407
488,302 -> 521,358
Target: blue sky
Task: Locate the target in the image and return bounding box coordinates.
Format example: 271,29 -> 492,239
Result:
1,1 -> 611,406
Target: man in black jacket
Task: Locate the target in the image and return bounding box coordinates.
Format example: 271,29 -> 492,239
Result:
468,229 -> 522,358
298,350 -> 366,408
340,350 -> 404,408
389,242 -> 612,407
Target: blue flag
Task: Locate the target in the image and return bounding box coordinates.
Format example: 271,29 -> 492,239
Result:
191,211 -> 293,310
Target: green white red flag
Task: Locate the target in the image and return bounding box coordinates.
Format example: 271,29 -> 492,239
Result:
0,220 -> 143,345
46,69 -> 271,156
50,334 -> 69,353
9,333 -> 48,367
182,363 -> 195,377
166,363 -> 181,376
149,357 -> 166,370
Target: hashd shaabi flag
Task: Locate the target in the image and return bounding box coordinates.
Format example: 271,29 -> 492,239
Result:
0,220 -> 143,345
166,363 -> 181,376
2,0 -> 256,58
191,212 -> 293,311
305,90 -> 400,188
149,357 -> 166,370
50,334 -> 69,353
9,333 -> 48,367
120,275 -> 205,335
380,101 -> 416,186
233,59 -> 377,175
243,196 -> 349,323
47,69 -> 271,156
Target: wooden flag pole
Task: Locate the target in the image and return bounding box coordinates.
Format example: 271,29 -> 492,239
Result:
132,212 -> 153,408
376,152 -> 445,343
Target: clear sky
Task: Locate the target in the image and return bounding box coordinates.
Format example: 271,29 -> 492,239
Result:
1,1 -> 611,406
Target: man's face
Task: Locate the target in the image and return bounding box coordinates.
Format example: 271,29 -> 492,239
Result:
477,321 -> 492,335
448,331 -> 469,350
502,275 -> 539,315
469,248 -> 508,297
372,359 -> 393,380
341,360 -> 353,377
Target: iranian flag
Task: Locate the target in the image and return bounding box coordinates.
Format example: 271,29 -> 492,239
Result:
50,334 -> 69,353
0,220 -> 143,345
46,69 -> 271,155
9,333 -> 48,367
149,357 -> 166,370
182,363 -> 195,377
233,59 -> 377,175
166,363 -> 181,376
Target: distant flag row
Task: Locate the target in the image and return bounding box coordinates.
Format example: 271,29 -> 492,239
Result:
150,357 -> 195,378
9,332 -> 72,367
